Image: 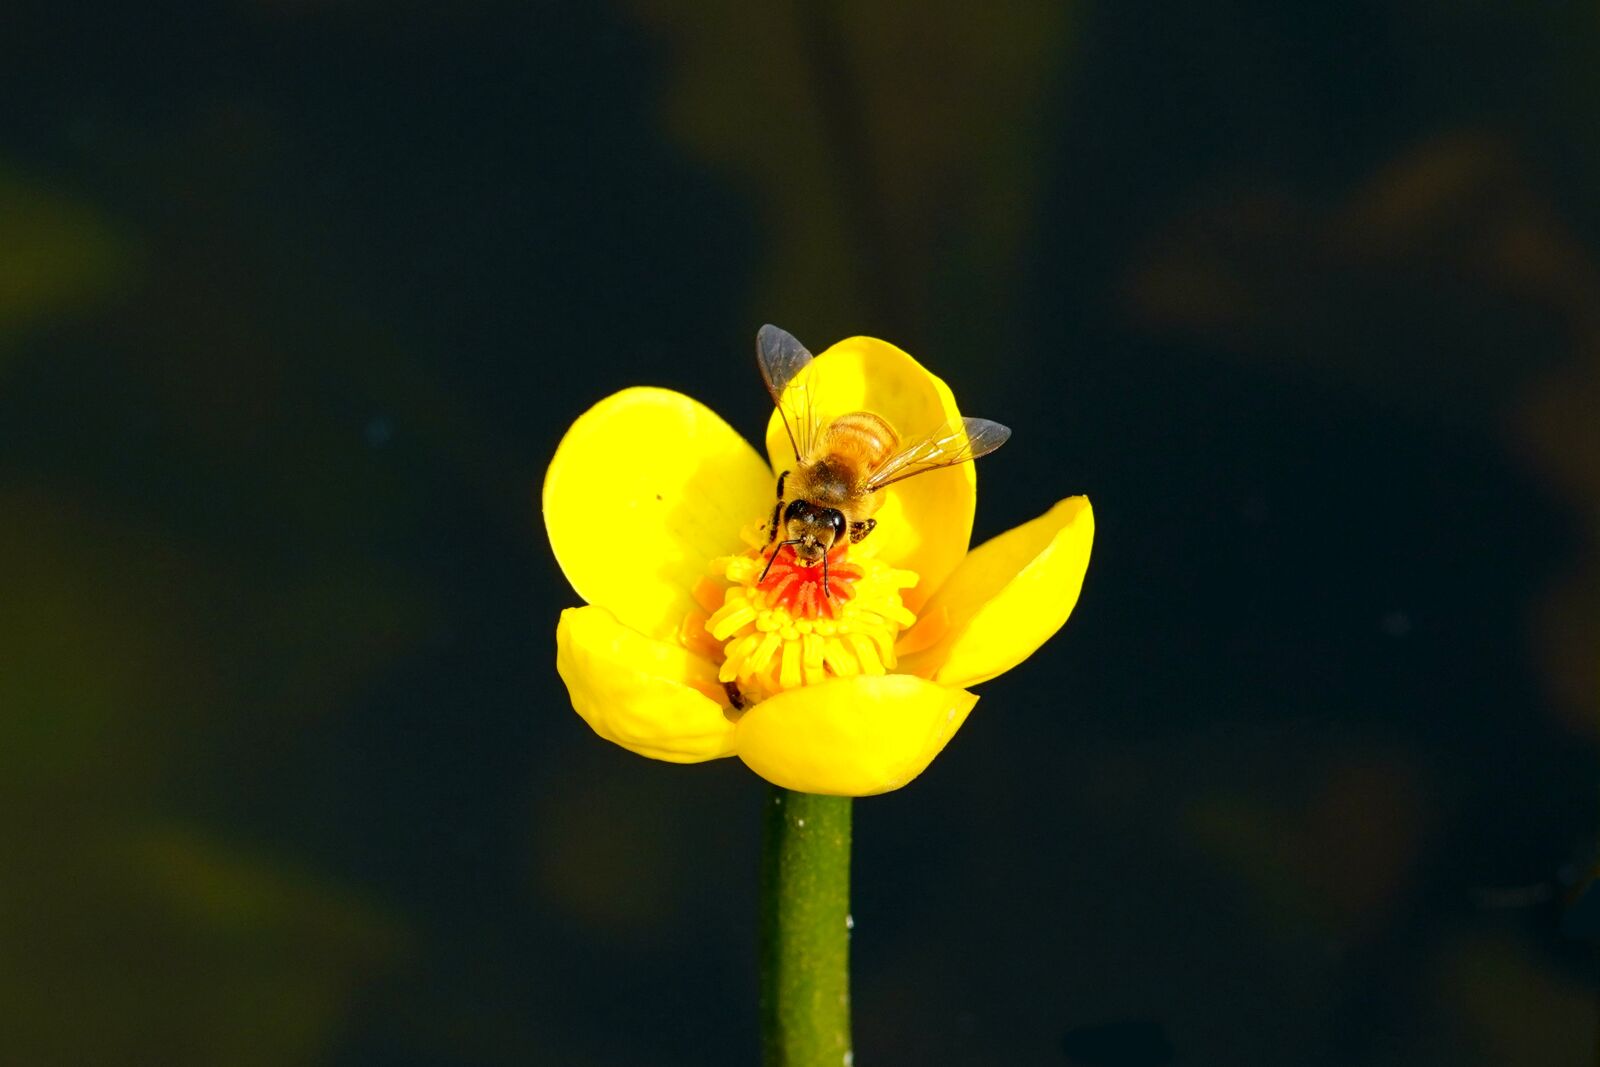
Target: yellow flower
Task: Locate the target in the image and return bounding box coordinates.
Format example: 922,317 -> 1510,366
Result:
544,334 -> 1093,796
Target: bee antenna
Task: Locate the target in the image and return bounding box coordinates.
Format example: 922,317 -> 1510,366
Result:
821,550 -> 831,599
761,540 -> 802,582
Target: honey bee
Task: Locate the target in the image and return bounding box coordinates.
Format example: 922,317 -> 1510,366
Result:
756,324 -> 1011,594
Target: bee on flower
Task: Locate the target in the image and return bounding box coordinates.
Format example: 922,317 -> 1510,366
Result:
753,324 -> 1011,588
544,327 -> 1093,796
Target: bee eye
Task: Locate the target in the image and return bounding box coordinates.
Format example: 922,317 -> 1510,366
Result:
783,499 -> 807,523
830,510 -> 846,537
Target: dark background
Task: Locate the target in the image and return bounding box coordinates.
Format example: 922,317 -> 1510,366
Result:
2,3 -> 1596,1064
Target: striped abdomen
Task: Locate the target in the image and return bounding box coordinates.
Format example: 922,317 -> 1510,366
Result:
819,411 -> 899,486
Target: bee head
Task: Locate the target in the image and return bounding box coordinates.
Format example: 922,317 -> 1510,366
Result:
783,499 -> 847,566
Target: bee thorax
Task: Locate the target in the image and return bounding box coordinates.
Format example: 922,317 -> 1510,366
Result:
800,458 -> 852,505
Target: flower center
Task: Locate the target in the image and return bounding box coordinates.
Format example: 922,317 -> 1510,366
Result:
755,542 -> 862,620
681,526 -> 919,709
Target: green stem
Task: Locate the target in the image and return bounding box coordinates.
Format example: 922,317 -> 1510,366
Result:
760,786 -> 853,1066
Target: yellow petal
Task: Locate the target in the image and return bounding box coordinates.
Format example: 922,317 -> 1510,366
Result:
556,606 -> 738,762
734,674 -> 977,796
899,496 -> 1094,689
545,387 -> 774,642
764,336 -> 973,612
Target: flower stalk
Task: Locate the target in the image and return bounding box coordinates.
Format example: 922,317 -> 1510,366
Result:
760,786 -> 853,1066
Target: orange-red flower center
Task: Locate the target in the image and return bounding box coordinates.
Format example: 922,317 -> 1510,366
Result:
756,543 -> 864,621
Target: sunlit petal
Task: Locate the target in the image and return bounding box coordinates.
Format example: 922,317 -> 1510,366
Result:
556,606 -> 738,762
545,387 -> 774,642
898,496 -> 1093,688
735,674 -> 977,795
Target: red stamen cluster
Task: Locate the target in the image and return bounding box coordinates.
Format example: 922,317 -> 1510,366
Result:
757,543 -> 863,620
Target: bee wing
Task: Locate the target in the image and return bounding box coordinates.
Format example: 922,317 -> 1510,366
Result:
757,324 -> 823,461
864,416 -> 1011,491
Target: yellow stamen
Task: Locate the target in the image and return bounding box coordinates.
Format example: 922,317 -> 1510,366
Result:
684,528 -> 920,708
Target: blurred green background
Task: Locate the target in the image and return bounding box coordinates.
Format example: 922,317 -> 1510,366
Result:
2,2 -> 1596,1064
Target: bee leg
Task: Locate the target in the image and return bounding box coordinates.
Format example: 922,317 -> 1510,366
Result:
848,518 -> 876,544
765,471 -> 791,546
765,499 -> 783,546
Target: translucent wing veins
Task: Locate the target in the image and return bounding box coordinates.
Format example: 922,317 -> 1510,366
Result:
756,324 -> 819,461
864,416 -> 1011,490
